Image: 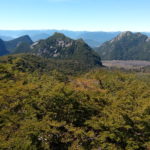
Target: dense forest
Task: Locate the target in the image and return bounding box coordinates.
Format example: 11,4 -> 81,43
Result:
0,54 -> 150,150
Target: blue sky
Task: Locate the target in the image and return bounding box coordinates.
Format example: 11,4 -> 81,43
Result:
0,0 -> 150,31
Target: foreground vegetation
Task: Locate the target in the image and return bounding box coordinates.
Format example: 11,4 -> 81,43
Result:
0,54 -> 150,150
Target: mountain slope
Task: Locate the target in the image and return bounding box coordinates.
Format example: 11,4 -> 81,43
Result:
0,39 -> 9,56
31,32 -> 102,67
5,35 -> 33,53
13,42 -> 32,54
96,31 -> 150,60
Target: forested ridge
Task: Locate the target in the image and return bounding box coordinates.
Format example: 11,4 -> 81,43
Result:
0,54 -> 150,150
96,31 -> 150,60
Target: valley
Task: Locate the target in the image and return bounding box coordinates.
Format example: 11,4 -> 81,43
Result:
102,60 -> 150,69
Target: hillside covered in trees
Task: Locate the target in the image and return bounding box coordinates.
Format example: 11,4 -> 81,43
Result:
96,31 -> 150,60
0,54 -> 150,150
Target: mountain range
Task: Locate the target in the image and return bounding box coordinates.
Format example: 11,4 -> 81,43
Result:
0,33 -> 102,72
0,31 -> 150,63
96,31 -> 150,60
0,30 -> 120,47
1,30 -> 150,48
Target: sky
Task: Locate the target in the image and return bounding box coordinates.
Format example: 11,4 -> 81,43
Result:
0,0 -> 150,31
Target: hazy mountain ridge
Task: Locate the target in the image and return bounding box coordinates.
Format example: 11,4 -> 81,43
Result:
1,30 -> 150,47
0,30 -> 121,47
1,31 -> 150,62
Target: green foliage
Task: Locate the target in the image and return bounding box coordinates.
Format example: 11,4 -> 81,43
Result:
0,54 -> 150,149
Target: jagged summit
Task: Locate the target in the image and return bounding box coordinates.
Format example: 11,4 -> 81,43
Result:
116,31 -> 132,38
119,31 -> 132,36
110,31 -> 147,43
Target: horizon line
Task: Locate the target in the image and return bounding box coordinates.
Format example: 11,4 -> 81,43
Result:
0,29 -> 150,33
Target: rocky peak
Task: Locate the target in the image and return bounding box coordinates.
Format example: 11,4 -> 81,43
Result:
110,31 -> 148,43
112,31 -> 132,41
119,31 -> 132,37
31,33 -> 74,57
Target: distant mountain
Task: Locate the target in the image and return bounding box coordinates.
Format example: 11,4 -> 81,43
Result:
28,31 -> 120,47
78,32 -> 120,47
84,39 -> 100,48
5,35 -> 33,53
29,31 -> 82,42
31,33 -> 50,41
0,39 -> 9,56
2,30 -> 150,49
96,31 -> 150,60
31,33 -> 102,67
0,35 -> 13,41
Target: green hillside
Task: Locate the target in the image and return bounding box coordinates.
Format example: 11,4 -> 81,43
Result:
96,31 -> 150,60
0,54 -> 150,150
